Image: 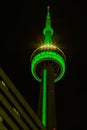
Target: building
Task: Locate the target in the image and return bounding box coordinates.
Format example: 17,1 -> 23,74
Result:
0,67 -> 47,130
30,6 -> 66,130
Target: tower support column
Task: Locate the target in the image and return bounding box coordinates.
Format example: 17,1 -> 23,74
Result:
38,65 -> 57,130
47,65 -> 56,130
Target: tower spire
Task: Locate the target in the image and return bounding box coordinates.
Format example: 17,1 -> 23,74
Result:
43,6 -> 54,44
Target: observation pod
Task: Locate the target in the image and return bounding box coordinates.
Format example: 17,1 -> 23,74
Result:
30,6 -> 66,130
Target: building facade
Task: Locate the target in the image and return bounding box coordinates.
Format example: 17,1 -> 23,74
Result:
0,67 -> 47,130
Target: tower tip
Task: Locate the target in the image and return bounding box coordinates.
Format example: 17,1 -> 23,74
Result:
46,5 -> 50,19
47,5 -> 50,11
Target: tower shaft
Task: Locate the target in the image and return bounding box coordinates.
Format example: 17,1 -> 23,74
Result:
47,66 -> 56,130
38,65 -> 56,130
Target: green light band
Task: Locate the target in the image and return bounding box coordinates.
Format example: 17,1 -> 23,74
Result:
42,69 -> 47,126
31,51 -> 65,82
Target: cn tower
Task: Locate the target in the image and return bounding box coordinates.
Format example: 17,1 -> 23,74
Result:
30,6 -> 66,130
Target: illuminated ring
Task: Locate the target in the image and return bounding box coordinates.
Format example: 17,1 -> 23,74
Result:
31,51 -> 65,82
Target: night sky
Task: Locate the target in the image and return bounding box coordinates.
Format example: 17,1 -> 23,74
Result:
1,0 -> 87,130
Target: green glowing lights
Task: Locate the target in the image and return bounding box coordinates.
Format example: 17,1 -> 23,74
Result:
42,69 -> 47,126
43,6 -> 54,44
31,6 -> 66,82
31,51 -> 65,82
